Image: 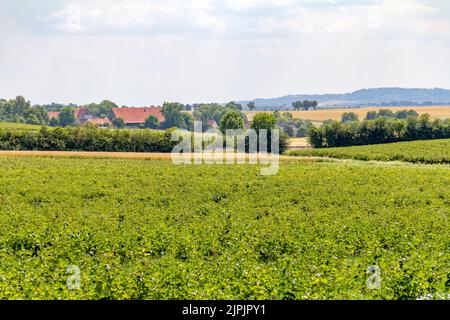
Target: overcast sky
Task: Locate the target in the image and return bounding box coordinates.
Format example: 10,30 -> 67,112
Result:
0,0 -> 449,106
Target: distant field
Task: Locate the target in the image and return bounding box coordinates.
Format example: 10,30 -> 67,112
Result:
0,122 -> 42,131
245,106 -> 450,122
289,139 -> 450,164
288,137 -> 310,149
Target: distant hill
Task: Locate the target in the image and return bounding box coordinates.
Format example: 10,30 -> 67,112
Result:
239,88 -> 450,109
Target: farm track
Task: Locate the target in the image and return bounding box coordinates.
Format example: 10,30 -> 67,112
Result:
0,150 -> 310,162
3,150 -> 450,169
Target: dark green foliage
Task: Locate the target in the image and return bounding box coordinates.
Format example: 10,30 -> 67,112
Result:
58,107 -> 76,127
251,113 -> 277,132
292,100 -> 318,111
292,101 -> 303,111
194,103 -> 244,131
366,109 -> 419,120
341,112 -> 359,123
161,102 -> 183,128
144,115 -> 160,129
85,100 -> 118,118
225,101 -> 243,111
181,113 -> 194,131
219,111 -> 244,133
282,125 -> 294,137
248,113 -> 289,153
295,119 -> 313,138
0,96 -> 48,125
49,117 -> 59,127
247,101 -> 256,111
112,117 -> 125,128
37,102 -> 78,112
0,125 -> 288,154
307,114 -> 450,148
275,112 -> 299,138
0,126 -> 177,152
274,113 -> 314,138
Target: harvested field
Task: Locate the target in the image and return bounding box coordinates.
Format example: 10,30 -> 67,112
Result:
245,106 -> 450,122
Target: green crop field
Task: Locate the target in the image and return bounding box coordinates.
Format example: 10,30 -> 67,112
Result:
288,139 -> 450,164
0,122 -> 43,132
0,156 -> 449,300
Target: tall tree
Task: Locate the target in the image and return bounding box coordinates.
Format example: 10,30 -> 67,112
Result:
341,112 -> 359,123
292,101 -> 303,111
251,113 -> 277,132
49,117 -> 59,127
112,117 -> 125,128
144,115 -> 160,129
181,113 -> 194,131
161,102 -> 185,128
86,100 -> 118,118
58,107 -> 76,127
219,111 -> 244,134
247,101 -> 256,111
194,103 -> 244,131
226,101 -> 243,111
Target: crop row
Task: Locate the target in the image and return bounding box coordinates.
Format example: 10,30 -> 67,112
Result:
0,157 -> 449,299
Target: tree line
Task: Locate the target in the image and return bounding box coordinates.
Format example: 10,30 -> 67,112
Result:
273,111 -> 313,137
340,109 -> 419,123
0,126 -> 177,152
0,113 -> 289,153
0,96 -> 48,125
308,114 -> 450,148
292,100 -> 318,111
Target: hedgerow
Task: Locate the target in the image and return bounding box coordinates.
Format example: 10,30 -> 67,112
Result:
0,126 -> 290,154
289,139 -> 450,164
0,126 -> 177,152
308,115 -> 450,148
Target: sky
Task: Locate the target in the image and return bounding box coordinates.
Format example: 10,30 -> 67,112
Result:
0,0 -> 450,106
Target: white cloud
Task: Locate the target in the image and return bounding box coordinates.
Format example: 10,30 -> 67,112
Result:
39,0 -> 450,41
46,0 -> 226,34
0,0 -> 449,104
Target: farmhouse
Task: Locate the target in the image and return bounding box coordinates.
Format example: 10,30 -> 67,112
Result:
208,119 -> 218,129
47,111 -> 60,120
47,108 -> 95,125
73,108 -> 94,124
109,107 -> 165,127
87,117 -> 112,128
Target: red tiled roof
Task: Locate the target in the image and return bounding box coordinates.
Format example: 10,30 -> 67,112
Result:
87,117 -> 111,125
111,107 -> 165,124
208,119 -> 218,127
74,108 -> 91,119
47,111 -> 60,119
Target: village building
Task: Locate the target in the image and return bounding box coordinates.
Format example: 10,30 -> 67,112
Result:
47,108 -> 109,127
47,111 -> 60,121
109,107 -> 165,128
87,117 -> 112,128
207,119 -> 219,129
47,108 -> 94,125
73,108 -> 94,124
